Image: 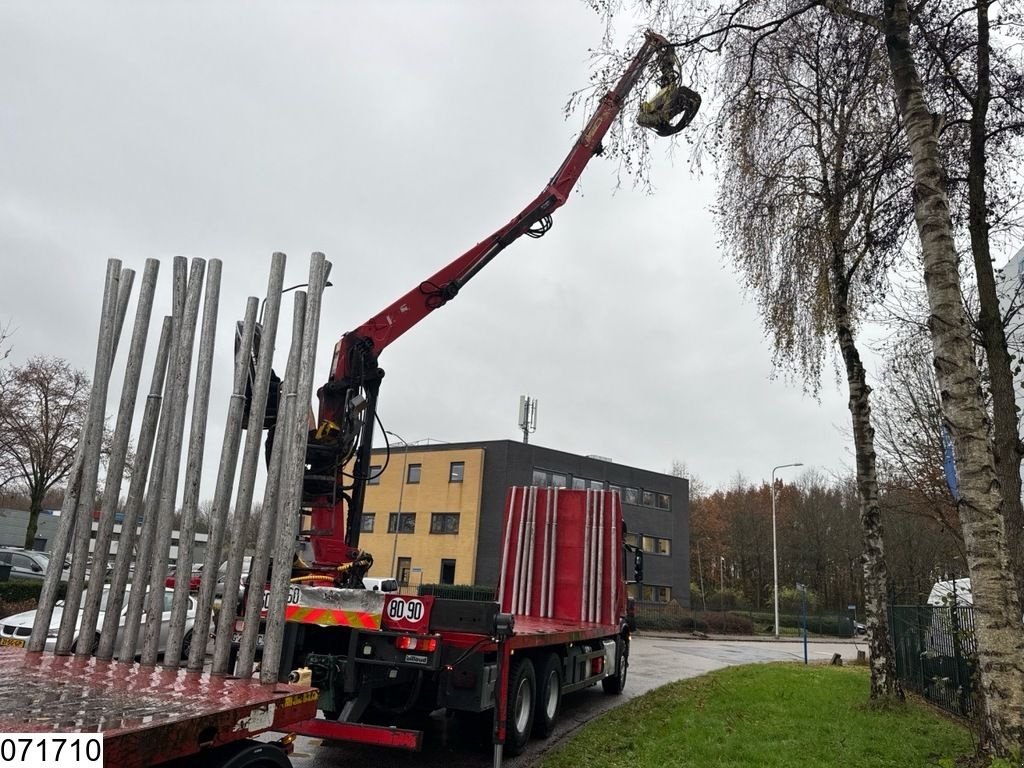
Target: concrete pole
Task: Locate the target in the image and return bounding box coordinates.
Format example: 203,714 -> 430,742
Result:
96,315 -> 172,661
261,253 -> 329,684
55,260 -> 124,654
235,292 -> 306,678
29,261 -> 123,651
187,296 -> 259,671
141,257 -> 206,665
77,259 -> 159,655
119,259 -> 187,661
164,259 -> 221,666
211,253 -> 287,674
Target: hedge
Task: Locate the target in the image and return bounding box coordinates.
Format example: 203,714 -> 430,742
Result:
0,580 -> 70,604
745,611 -> 855,637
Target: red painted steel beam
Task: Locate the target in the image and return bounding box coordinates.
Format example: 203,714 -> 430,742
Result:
287,719 -> 423,750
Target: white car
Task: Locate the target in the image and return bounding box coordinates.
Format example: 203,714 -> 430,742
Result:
0,586 -> 196,658
362,576 -> 400,593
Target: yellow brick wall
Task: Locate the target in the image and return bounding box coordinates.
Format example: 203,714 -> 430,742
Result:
357,447 -> 485,586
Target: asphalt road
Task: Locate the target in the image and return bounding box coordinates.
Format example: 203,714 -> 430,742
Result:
280,634 -> 868,768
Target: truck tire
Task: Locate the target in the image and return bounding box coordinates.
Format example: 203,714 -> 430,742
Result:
533,653 -> 562,738
72,633 -> 100,655
180,629 -> 193,661
175,739 -> 291,768
505,657 -> 536,756
601,637 -> 628,695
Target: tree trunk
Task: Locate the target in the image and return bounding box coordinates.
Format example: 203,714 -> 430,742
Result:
23,484 -> 46,550
884,0 -> 1024,753
833,264 -> 903,700
965,0 -> 1024,603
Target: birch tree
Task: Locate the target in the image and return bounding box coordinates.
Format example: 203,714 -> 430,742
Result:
717,8 -> 909,699
917,0 -> 1024,599
873,0 -> 1024,749
585,0 -> 1024,751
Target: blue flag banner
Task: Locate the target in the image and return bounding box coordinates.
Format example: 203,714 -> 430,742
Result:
942,427 -> 959,501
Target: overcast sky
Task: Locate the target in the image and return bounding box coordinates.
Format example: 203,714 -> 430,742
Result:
1,2 -> 869,497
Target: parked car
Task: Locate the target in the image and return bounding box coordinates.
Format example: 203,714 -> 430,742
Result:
0,586 -> 196,657
361,576 -> 399,593
0,547 -> 70,582
165,557 -> 253,599
216,556 -> 253,599
928,578 -> 973,607
165,563 -> 204,592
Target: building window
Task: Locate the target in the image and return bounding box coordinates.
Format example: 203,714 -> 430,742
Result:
532,468 -> 570,488
532,469 -> 570,488
440,559 -> 456,585
641,535 -> 671,556
588,479 -> 604,491
449,462 -> 465,483
642,490 -> 655,507
397,557 -> 412,586
388,513 -> 416,533
623,487 -> 639,505
624,532 -> 639,548
368,465 -> 382,485
640,584 -> 672,602
430,513 -> 460,534
360,514 -> 375,533
572,477 -> 586,490
656,493 -> 671,511
407,464 -> 421,484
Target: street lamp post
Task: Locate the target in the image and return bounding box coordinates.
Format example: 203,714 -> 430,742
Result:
385,430 -> 409,580
259,281 -> 334,326
771,462 -> 803,638
719,555 -> 725,631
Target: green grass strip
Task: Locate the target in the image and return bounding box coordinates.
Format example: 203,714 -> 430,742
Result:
540,663 -> 973,768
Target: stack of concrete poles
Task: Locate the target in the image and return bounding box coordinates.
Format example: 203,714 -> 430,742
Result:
27,252 -> 330,685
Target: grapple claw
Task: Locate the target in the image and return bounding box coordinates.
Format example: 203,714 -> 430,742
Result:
637,44 -> 701,136
637,84 -> 701,136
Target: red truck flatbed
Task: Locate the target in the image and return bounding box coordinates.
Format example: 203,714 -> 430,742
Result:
439,615 -> 622,652
0,647 -> 318,768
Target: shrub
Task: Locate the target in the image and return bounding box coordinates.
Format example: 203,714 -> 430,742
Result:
0,580 -> 72,618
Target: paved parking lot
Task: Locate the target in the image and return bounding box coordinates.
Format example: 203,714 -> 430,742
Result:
281,633 -> 867,768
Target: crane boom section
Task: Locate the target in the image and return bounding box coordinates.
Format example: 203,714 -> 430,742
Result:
325,32 -> 669,389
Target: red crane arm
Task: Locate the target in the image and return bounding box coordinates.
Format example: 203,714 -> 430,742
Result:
305,31 -> 697,568
324,31 -> 671,392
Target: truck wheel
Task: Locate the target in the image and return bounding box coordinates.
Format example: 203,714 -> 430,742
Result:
601,638 -> 628,695
505,657 -> 536,756
204,739 -> 292,768
72,633 -> 100,655
533,653 -> 562,738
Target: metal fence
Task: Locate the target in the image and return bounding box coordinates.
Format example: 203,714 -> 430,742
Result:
889,604 -> 980,719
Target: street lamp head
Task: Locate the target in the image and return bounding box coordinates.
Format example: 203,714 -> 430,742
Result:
384,429 -> 407,447
772,462 -> 803,474
259,281 -> 334,325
